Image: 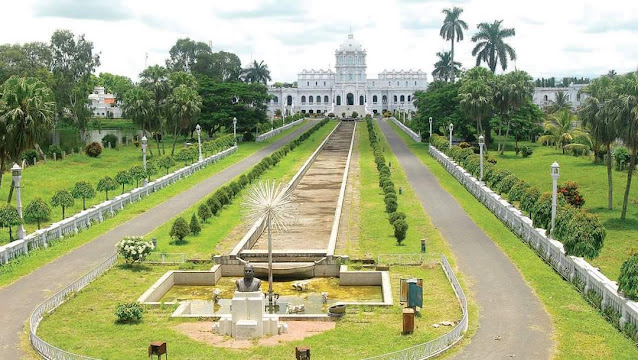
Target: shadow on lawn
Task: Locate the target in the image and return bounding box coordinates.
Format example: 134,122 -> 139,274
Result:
603,217 -> 638,232
116,263 -> 153,273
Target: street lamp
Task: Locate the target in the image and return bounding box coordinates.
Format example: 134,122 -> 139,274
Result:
449,123 -> 454,149
141,136 -> 148,186
550,162 -> 560,239
195,124 -> 203,162
479,135 -> 485,182
12,164 -> 26,240
233,117 -> 237,145
429,117 -> 433,139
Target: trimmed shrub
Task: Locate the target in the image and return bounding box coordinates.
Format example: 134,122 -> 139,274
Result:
84,142 -> 103,157
198,203 -> 212,223
48,145 -> 62,158
24,198 -> 51,230
72,181 -> 96,210
116,236 -> 154,264
190,213 -> 201,235
508,181 -> 529,202
489,169 -> 513,188
393,219 -> 408,244
128,165 -> 146,187
102,134 -> 118,148
563,211 -> 606,259
384,192 -> 397,202
383,184 -> 395,195
619,255 -> 638,301
532,192 -> 565,229
158,156 -> 176,175
389,211 -> 406,225
554,205 -> 579,241
351,111 -> 359,118
206,197 -> 222,215
521,146 -> 533,158
381,178 -> 394,189
215,190 -> 230,206
521,186 -> 541,215
51,189 -> 74,219
385,198 -> 398,213
169,217 -> 190,243
21,149 -> 38,162
115,302 -> 144,323
459,141 -> 470,149
615,147 -> 630,171
497,174 -> 519,194
559,181 -> 585,208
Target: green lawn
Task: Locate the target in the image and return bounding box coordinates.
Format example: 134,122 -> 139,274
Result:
487,141 -> 638,281
390,122 -> 638,359
0,123 -> 306,289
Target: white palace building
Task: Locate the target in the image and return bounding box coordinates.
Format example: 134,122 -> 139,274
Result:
267,33 -> 428,118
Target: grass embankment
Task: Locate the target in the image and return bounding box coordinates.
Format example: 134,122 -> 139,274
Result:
489,141 -> 638,281
88,118 -> 138,130
0,124 -> 306,289
390,122 -> 638,360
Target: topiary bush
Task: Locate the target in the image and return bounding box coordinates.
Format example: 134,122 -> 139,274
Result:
21,149 -> 38,163
198,203 -> 212,223
521,186 -> 541,215
385,198 -> 398,213
459,142 -> 470,149
351,111 -> 358,118
393,219 -> 408,244
102,134 -> 118,149
115,302 -> 144,323
169,217 -> 190,243
116,236 -> 154,264
497,174 -> 519,194
85,142 -> 103,157
532,192 -> 565,229
563,211 -> 606,259
206,196 -> 222,215
553,205 -> 579,241
559,181 -> 585,208
190,213 -> 201,235
489,169 -> 513,188
619,255 -> 638,301
521,146 -> 533,158
389,211 -> 406,225
48,145 -> 62,159
508,181 -> 529,202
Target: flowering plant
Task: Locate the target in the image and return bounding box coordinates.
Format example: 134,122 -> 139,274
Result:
116,236 -> 154,264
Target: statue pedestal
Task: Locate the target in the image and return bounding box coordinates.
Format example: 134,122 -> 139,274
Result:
213,291 -> 287,339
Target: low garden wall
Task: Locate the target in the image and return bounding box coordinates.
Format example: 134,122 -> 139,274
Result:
390,117 -> 421,143
0,145 -> 238,265
255,119 -> 304,142
429,145 -> 638,331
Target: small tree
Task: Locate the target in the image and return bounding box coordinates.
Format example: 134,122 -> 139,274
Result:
115,302 -> 144,323
115,171 -> 132,194
158,156 -> 175,175
169,217 -> 190,243
51,189 -> 74,219
72,181 -> 96,210
559,181 -> 586,208
532,192 -> 565,229
563,211 -> 605,259
521,186 -> 540,215
385,198 -> 398,213
389,211 -> 406,225
97,176 -> 118,200
0,205 -> 22,241
129,165 -> 146,187
116,236 -> 154,264
84,142 -> 103,157
146,162 -> 157,181
508,181 -> 529,202
206,196 -> 222,215
619,255 -> 638,301
393,219 -> 408,244
190,213 -> 201,235
198,203 -> 212,223
24,198 -> 51,229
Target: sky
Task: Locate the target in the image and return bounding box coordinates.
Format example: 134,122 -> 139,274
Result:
1,0 -> 637,83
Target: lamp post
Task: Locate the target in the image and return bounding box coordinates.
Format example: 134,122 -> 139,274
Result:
233,117 -> 237,145
141,136 -> 148,186
12,164 -> 26,240
429,117 -> 432,139
550,162 -> 560,239
449,123 -> 454,149
479,135 -> 485,182
195,124 -> 203,162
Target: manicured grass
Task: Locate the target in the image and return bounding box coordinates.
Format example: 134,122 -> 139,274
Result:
488,142 -> 638,281
390,122 -> 638,359
0,124 -> 306,289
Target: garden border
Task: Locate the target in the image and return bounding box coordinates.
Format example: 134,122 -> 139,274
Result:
256,119 -> 304,142
390,117 -> 421,143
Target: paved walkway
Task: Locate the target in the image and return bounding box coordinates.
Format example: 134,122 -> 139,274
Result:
378,120 -> 553,360
0,121 -> 316,359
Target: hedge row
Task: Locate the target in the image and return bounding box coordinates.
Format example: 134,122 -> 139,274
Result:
170,119 -> 330,243
430,134 -> 605,260
366,118 -> 408,244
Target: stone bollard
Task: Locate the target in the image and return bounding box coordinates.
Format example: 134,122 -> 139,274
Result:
22,159 -> 26,169
53,152 -> 57,161
43,154 -> 46,162
62,151 -> 66,158
33,157 -> 37,166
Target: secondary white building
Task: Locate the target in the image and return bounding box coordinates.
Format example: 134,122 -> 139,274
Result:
267,33 -> 428,117
88,86 -> 123,118
532,83 -> 588,110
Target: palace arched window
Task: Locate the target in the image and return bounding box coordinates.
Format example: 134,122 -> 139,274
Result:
347,93 -> 354,105
309,96 -> 313,104
373,95 -> 378,104
359,95 -> 364,105
324,95 -> 329,103
407,95 -> 411,102
382,95 -> 387,104
336,95 -> 341,105
400,95 -> 405,103
393,95 -> 398,103
287,95 -> 293,105
316,96 -> 321,103
301,95 -> 306,104
273,96 -> 278,103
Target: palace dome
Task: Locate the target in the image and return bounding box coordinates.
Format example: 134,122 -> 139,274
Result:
338,33 -> 363,52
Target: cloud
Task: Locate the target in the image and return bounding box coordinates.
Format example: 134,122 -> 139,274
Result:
33,0 -> 132,21
402,17 -> 441,31
563,45 -> 593,53
519,17 -> 544,26
584,19 -> 638,33
217,0 -> 306,20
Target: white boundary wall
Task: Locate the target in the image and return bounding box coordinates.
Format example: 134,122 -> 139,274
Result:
256,119 -> 304,142
390,117 -> 421,143
429,145 -> 638,330
0,145 -> 237,266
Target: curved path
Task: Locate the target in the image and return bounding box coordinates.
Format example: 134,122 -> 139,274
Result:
0,120 -> 316,359
378,119 -> 553,360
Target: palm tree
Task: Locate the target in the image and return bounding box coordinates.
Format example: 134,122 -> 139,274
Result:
432,51 -> 462,82
611,72 -> 638,219
471,20 -> 517,73
495,71 -> 534,154
579,75 -> 618,209
140,65 -> 169,155
166,84 -> 202,156
459,67 -> 495,140
547,91 -> 571,113
440,7 -> 468,83
242,60 -> 272,85
0,76 -> 54,199
538,109 -> 590,153
121,86 -> 153,137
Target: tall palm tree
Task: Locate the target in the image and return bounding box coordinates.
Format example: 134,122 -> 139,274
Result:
471,20 -> 517,73
121,86 -> 153,137
495,71 -> 534,154
0,76 -> 54,199
432,51 -> 462,82
440,7 -> 468,83
459,67 -> 495,140
547,91 -> 571,113
140,65 -> 169,155
579,75 -> 618,209
538,109 -> 590,153
166,84 -> 202,156
611,72 -> 638,219
242,60 -> 272,85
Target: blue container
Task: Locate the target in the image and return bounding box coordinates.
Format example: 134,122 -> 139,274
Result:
407,279 -> 423,308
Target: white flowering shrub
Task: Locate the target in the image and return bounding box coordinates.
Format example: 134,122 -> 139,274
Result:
116,236 -> 154,264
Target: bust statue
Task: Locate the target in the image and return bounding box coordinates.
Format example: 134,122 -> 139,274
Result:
235,263 -> 262,292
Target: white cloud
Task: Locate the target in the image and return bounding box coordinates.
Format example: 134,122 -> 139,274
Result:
1,0 -> 636,82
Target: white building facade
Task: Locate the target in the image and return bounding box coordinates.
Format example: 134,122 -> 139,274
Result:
267,33 -> 428,117
532,83 -> 588,110
88,86 -> 123,118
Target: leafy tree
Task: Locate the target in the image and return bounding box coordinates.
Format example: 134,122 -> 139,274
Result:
493,71 -> 535,154
51,189 -> 74,219
115,170 -> 132,193
96,72 -> 133,102
459,67 -> 495,143
432,51 -> 462,82
532,192 -> 565,229
189,213 -> 201,235
242,60 -> 271,85
140,65 -> 170,154
158,156 -> 175,175
206,196 -> 222,215
192,50 -> 242,81
166,85 -> 202,156
471,20 -> 517,73
439,6 -> 468,83
169,71 -> 197,90
0,204 -> 21,241
165,38 -> 211,73
0,42 -> 52,85
563,211 -> 605,259
121,86 -> 154,147
393,219 -> 409,244
146,162 -> 157,181
509,100 -> 544,147
619,255 -> 638,300
520,186 -> 540,215
412,82 -> 469,140
97,176 -> 118,200
128,165 -> 146,187
546,91 -> 571,113
169,217 -> 189,243
198,203 -> 212,223
24,197 -> 51,229
72,181 -> 96,210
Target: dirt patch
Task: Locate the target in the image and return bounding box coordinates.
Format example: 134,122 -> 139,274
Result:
336,124 -> 360,255
174,320 -> 336,349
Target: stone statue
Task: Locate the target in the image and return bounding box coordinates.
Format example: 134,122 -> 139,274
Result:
235,263 -> 261,292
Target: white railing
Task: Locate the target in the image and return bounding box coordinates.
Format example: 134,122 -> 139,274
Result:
30,253 -> 117,359
363,254 -> 468,360
390,118 -> 421,143
429,145 -> 638,331
256,119 -> 304,142
0,145 -> 238,266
